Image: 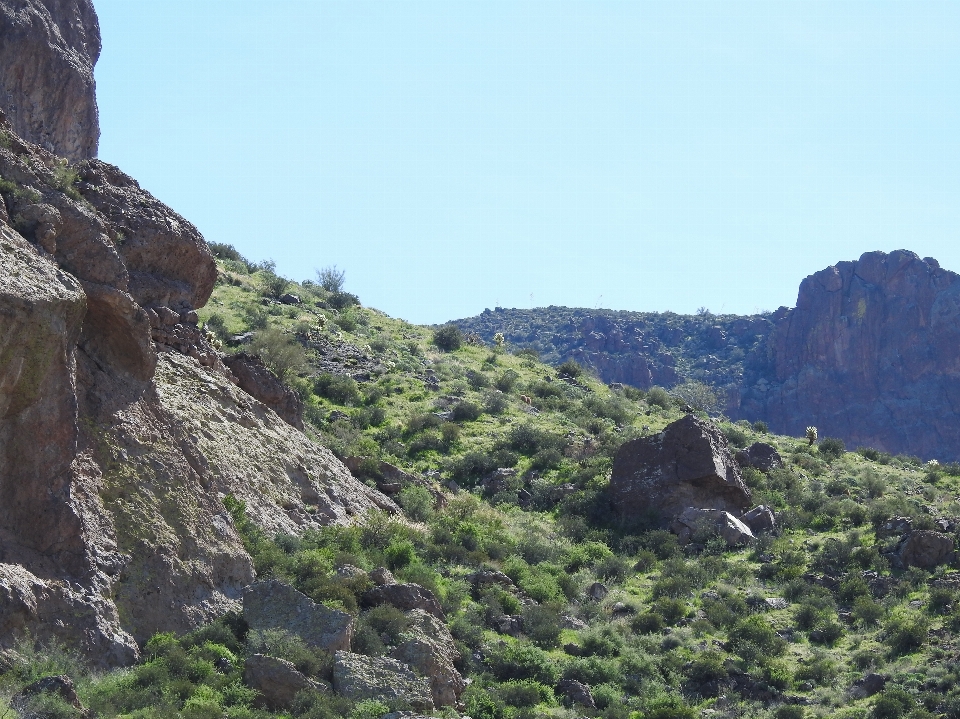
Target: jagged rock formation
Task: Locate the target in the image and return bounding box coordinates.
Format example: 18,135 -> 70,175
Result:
456,250 -> 960,460
0,106 -> 395,661
610,414 -> 751,522
741,251 -> 960,461
0,0 -> 100,160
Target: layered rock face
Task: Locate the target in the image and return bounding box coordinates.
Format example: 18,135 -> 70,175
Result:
0,0 -> 100,160
741,251 -> 960,460
0,107 -> 395,661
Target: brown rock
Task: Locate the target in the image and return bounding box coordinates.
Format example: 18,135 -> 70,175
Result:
669,507 -> 755,546
743,251 -> 960,461
370,567 -> 396,586
390,609 -> 465,707
610,414 -> 751,521
557,678 -> 595,708
897,530 -> 954,569
224,352 -> 304,430
244,580 -> 354,653
743,505 -> 776,534
734,443 -> 783,472
363,583 -> 445,620
333,651 -> 434,712
877,516 -> 913,539
244,654 -> 323,710
0,0 -> 100,161
586,582 -> 608,601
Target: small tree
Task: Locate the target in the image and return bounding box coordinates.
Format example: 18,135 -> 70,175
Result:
493,332 -> 505,350
672,380 -> 722,414
433,324 -> 463,352
806,426 -> 819,446
317,265 -> 346,293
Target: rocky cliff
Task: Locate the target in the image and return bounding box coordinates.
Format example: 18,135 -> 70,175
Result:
0,114 -> 394,662
0,0 -> 100,160
456,251 -> 960,461
741,251 -> 960,461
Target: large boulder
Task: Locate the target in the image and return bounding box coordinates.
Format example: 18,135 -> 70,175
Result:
610,414 -> 751,520
224,352 -> 304,430
742,505 -> 776,534
244,654 -> 323,710
243,580 -> 353,652
734,443 -> 783,472
0,0 -> 100,161
669,507 -> 755,546
332,651 -> 434,712
363,583 -> 445,620
896,531 -> 955,569
390,609 -> 465,707
556,679 -> 595,708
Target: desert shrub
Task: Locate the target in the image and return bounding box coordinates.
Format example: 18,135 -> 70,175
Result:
723,425 -> 750,448
727,616 -> 785,662
483,390 -> 509,415
871,688 -> 916,719
631,611 -> 665,634
646,386 -> 673,409
522,604 -> 563,649
582,395 -> 633,425
466,369 -> 490,390
495,369 -> 520,392
928,587 -> 956,615
884,611 -> 929,655
398,486 -> 434,523
249,327 -> 308,380
753,420 -> 769,433
328,291 -> 360,310
497,679 -> 554,708
258,271 -> 290,298
702,594 -> 748,628
642,695 -> 697,719
819,436 -> 846,461
672,380 -> 722,414
641,530 -> 682,560
463,686 -> 511,719
580,627 -> 625,657
452,401 -> 482,422
686,651 -> 728,684
557,359 -> 584,378
317,265 -> 346,292
314,373 -> 361,405
506,424 -> 559,456
852,596 -> 885,627
433,324 -> 463,351
486,642 -> 560,684
562,655 -> 622,685
774,707 -> 806,719
247,628 -> 332,677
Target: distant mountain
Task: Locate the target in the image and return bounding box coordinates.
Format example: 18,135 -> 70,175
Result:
453,250 -> 960,461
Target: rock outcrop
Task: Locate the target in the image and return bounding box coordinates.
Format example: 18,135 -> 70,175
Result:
669,507 -> 755,546
735,443 -> 783,473
243,580 -> 354,653
741,251 -> 960,460
363,582 -> 445,620
0,105 -> 395,661
895,531 -> 954,570
333,651 -> 434,712
223,352 -> 304,430
0,0 -> 100,160
244,654 -> 323,710
610,414 -> 751,521
390,609 -> 465,707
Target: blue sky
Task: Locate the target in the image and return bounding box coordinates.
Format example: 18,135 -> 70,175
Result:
94,1 -> 960,324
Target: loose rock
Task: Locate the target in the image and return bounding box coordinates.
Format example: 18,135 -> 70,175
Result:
363,582 -> 445,620
670,507 -> 755,546
244,654 -> 322,710
734,443 -> 783,472
896,530 -> 955,569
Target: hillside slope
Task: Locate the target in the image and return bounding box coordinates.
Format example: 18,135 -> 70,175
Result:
453,252 -> 960,461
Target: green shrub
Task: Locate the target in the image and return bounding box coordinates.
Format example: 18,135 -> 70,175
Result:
557,359 -> 584,378
314,373 -> 361,405
774,707 -> 805,719
646,386 -> 673,409
463,686 -> 512,719
521,604 -> 563,649
884,611 -> 929,655
317,265 -> 346,292
487,642 -> 560,684
398,485 -> 434,523
819,436 -> 846,461
727,616 -> 785,661
631,612 -> 665,634
328,291 -> 360,310
723,425 -> 750,448
753,420 -> 769,433
249,327 -> 308,380
497,679 -> 554,707
483,390 -> 509,415
506,424 -> 559,456
452,401 -> 482,422
495,370 -> 520,392
642,695 -> 697,719
871,688 -> 916,719
433,324 -> 464,351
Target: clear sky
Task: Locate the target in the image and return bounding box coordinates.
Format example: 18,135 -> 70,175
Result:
94,1 -> 960,324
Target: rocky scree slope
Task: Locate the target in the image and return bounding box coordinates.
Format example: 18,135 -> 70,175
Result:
0,110 -> 394,664
0,0 -> 101,161
454,251 -> 960,461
